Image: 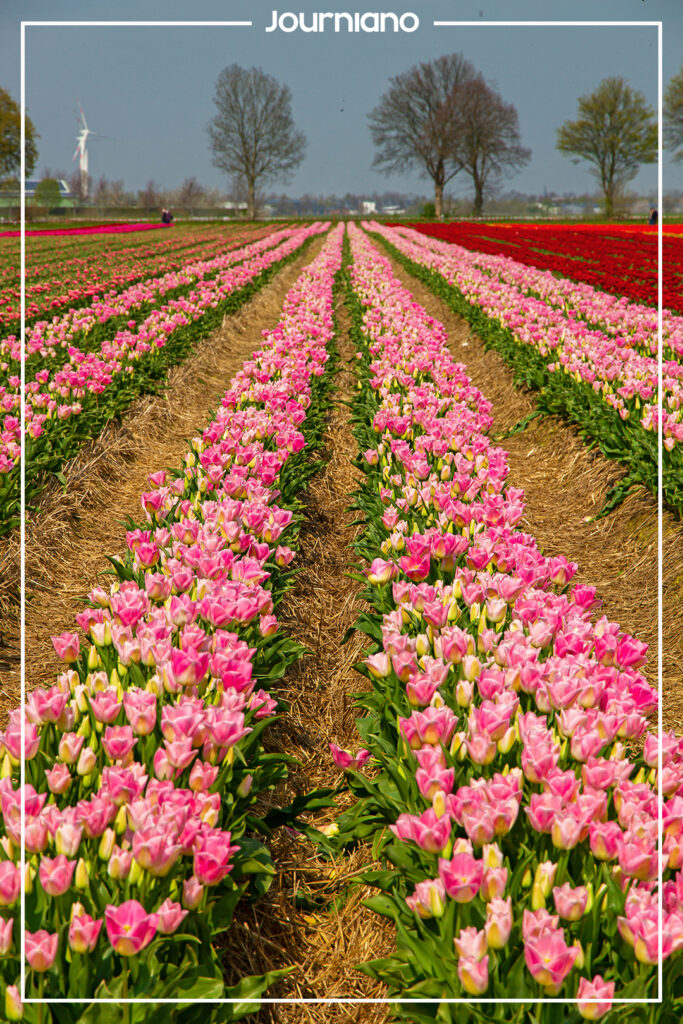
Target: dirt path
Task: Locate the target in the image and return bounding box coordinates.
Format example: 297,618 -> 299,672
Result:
0,236 -> 328,719
222,302 -> 392,1022
388,257 -> 683,733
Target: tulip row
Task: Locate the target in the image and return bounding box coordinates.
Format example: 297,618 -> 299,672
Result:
1,224 -> 289,373
368,222 -> 683,515
326,223 -> 681,1021
390,225 -> 682,362
0,223 -> 327,534
0,223 -> 343,1020
0,223 -> 269,333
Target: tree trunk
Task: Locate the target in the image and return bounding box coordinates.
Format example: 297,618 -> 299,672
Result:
472,176 -> 484,217
247,180 -> 256,220
434,180 -> 443,220
604,185 -> 614,220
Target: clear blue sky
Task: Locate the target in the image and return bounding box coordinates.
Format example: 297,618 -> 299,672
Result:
1,0 -> 678,200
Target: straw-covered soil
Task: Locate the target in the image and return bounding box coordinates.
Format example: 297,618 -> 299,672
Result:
221,301 -> 393,1021
389,258 -> 683,733
0,234 -> 328,722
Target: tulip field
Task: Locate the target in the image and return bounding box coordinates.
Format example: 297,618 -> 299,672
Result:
0,218 -> 681,1021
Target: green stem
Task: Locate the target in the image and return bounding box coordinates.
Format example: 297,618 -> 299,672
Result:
122,965 -> 129,1024
37,975 -> 44,1024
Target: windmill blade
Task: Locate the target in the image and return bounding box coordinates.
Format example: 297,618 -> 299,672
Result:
77,100 -> 88,132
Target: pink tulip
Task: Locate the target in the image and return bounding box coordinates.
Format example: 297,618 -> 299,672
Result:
39,854 -> 76,897
589,820 -> 622,861
553,883 -> 589,922
524,929 -> 579,991
156,898 -> 189,935
45,762 -> 72,795
0,862 -> 20,907
193,832 -> 239,886
457,953 -> 489,995
577,975 -> 616,1019
52,632 -> 80,663
454,926 -> 487,960
132,827 -> 182,878
391,808 -> 451,854
102,725 -> 138,762
0,916 -> 13,954
485,896 -> 513,949
58,731 -> 85,764
329,743 -> 371,771
25,929 -> 59,972
5,984 -> 22,1021
68,913 -> 103,954
438,851 -> 483,902
105,899 -> 158,956
405,878 -> 446,918
182,876 -> 204,910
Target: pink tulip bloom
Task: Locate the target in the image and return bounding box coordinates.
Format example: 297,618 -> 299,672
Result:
577,975 -> 616,1020
182,876 -> 204,910
155,898 -> 189,935
68,913 -> 103,954
0,916 -> 13,954
193,832 -> 239,886
55,822 -> 83,858
107,845 -> 133,880
132,827 -> 182,878
391,808 -> 451,854
457,953 -> 489,995
480,866 -> 508,901
550,813 -> 584,851
39,854 -> 76,897
0,862 -> 20,907
189,760 -> 219,792
102,725 -> 138,762
105,899 -> 158,956
25,930 -> 59,972
405,878 -> 446,918
438,851 -> 483,902
76,744 -> 98,777
485,896 -> 513,949
329,743 -> 371,771
52,632 -> 80,663
45,762 -> 72,795
553,883 -> 589,922
589,820 -> 622,861
525,929 -> 579,991
89,689 -> 122,724
58,731 -> 85,765
454,926 -> 487,960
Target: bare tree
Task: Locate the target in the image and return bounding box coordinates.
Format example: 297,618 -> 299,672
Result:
176,176 -> 205,216
368,54 -> 481,219
664,63 -> 683,162
138,178 -> 162,213
451,78 -> 531,216
207,65 -> 307,219
67,167 -> 90,203
556,76 -> 657,218
92,176 -> 131,208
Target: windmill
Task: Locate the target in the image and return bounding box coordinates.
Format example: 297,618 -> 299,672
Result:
72,102 -> 108,199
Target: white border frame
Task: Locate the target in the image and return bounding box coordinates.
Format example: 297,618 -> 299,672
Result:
18,15 -> 663,1010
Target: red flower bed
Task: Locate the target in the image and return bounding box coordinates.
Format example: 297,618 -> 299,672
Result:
400,221 -> 683,314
